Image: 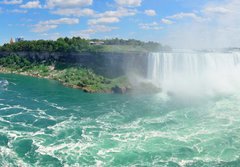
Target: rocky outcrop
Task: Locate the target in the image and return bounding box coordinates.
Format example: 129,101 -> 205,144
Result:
111,85 -> 131,94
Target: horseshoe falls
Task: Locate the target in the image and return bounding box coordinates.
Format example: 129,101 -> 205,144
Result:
1,52 -> 240,166
148,51 -> 240,96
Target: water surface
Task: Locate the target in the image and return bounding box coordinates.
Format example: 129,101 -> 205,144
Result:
0,74 -> 240,166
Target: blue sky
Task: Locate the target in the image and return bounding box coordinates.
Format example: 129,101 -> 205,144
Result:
0,0 -> 239,48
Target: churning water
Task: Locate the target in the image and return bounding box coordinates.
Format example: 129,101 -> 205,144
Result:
1,52 -> 240,166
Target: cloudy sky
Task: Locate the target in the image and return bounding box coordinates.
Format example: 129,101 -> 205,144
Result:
0,0 -> 240,48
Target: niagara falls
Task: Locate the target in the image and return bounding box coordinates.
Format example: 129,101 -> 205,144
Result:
147,51 -> 240,96
1,0 -> 240,166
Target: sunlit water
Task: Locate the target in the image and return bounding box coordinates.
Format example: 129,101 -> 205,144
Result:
1,74 -> 240,166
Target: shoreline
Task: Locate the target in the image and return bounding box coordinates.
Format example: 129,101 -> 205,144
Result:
0,67 -> 131,94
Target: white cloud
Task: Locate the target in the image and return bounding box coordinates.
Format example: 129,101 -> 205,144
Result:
51,8 -> 94,17
161,18 -> 174,25
167,12 -> 202,21
88,17 -> 120,25
0,0 -> 22,5
20,1 -> 41,8
115,0 -> 141,7
32,24 -> 58,33
96,8 -> 137,18
32,18 -> 79,32
51,7 -> 137,23
73,25 -> 118,38
203,7 -> 231,14
9,9 -> 27,13
144,10 -> 156,16
40,18 -> 79,25
163,0 -> 240,49
139,22 -> 163,30
46,0 -> 92,8
87,8 -> 136,27
83,25 -> 117,34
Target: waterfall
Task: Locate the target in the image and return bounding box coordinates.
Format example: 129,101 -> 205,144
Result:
147,51 -> 240,95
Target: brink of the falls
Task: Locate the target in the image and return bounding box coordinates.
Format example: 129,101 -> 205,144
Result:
147,51 -> 240,96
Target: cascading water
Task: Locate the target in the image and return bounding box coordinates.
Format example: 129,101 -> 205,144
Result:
3,61 -> 240,166
147,51 -> 240,95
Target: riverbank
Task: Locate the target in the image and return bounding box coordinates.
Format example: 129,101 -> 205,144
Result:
0,55 -> 131,93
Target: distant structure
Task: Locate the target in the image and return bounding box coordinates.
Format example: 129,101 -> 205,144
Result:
90,41 -> 104,45
15,37 -> 24,42
10,38 -> 14,44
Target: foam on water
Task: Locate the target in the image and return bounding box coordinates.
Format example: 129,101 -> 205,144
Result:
0,79 -> 9,93
0,74 -> 240,166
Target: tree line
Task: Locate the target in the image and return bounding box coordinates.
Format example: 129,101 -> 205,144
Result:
0,37 -> 101,53
0,37 -> 170,53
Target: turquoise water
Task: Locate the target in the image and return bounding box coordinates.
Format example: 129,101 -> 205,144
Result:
1,74 -> 240,166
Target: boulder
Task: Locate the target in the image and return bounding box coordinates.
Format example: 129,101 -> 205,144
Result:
112,86 -> 131,94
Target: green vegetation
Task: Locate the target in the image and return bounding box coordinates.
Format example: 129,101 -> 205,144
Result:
100,45 -> 158,53
0,37 -> 170,53
0,55 -> 130,93
99,38 -> 169,52
0,37 -> 169,93
0,37 -> 102,53
0,54 -> 31,69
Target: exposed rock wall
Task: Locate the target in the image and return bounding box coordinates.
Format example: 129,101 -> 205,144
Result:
0,52 -> 149,78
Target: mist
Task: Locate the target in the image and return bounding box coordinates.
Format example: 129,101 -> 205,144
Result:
147,51 -> 240,97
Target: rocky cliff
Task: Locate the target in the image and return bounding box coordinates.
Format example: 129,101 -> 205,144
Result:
0,51 -> 149,78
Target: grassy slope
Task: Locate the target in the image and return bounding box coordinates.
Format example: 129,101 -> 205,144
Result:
100,45 -> 148,53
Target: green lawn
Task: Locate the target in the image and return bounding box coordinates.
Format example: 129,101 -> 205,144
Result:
100,45 -> 149,53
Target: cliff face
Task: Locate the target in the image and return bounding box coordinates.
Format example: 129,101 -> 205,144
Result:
0,52 -> 149,78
